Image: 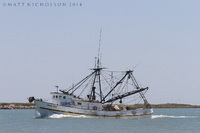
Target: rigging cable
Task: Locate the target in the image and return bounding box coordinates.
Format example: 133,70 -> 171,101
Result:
78,74 -> 96,97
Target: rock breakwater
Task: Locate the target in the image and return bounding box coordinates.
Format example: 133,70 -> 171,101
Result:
0,103 -> 36,109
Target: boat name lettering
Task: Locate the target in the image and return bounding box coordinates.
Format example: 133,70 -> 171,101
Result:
47,104 -> 57,108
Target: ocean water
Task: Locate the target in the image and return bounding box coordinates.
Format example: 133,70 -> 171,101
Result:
0,108 -> 200,133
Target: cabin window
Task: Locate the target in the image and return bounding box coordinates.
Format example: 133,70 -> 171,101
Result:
63,96 -> 66,99
56,95 -> 58,98
59,95 -> 62,98
78,102 -> 82,105
53,95 -> 55,99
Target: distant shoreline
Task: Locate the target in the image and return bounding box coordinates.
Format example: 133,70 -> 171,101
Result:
150,103 -> 200,108
0,103 -> 200,109
0,103 -> 36,109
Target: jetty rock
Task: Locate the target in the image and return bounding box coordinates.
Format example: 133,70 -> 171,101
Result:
0,103 -> 36,109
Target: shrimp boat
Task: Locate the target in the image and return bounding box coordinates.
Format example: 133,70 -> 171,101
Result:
29,57 -> 153,118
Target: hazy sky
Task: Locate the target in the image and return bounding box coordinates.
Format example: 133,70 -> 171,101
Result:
1,0 -> 200,105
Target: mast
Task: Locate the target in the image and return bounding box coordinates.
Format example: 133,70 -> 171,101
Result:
97,28 -> 103,102
97,65 -> 103,102
89,71 -> 97,100
89,28 -> 104,101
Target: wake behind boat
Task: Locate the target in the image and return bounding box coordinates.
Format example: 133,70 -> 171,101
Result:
29,56 -> 153,118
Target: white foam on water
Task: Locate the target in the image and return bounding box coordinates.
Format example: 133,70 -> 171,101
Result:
151,115 -> 198,119
34,109 -> 88,119
48,114 -> 87,119
34,109 -> 42,118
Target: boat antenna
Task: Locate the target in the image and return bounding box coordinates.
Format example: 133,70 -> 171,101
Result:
133,63 -> 140,70
94,57 -> 97,68
55,86 -> 59,93
97,27 -> 102,68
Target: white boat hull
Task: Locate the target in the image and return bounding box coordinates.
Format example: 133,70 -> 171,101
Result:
34,100 -> 153,118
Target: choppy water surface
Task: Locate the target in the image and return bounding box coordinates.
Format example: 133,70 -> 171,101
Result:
0,108 -> 200,133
